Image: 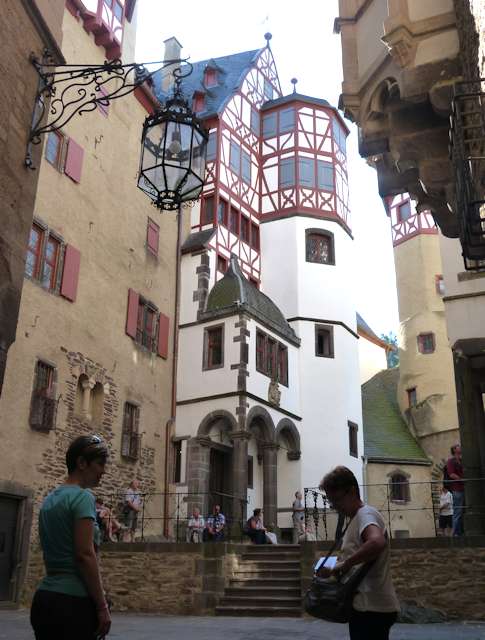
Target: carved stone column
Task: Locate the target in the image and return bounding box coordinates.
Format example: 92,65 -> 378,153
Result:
186,436 -> 212,519
230,430 -> 250,537
81,378 -> 95,419
263,443 -> 279,530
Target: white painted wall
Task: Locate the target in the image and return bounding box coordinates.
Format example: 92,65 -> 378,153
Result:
359,336 -> 388,384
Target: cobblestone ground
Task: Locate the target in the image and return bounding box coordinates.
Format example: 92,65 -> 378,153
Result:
2,610 -> 485,640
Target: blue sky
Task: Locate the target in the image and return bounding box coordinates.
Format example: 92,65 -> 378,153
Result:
135,0 -> 400,337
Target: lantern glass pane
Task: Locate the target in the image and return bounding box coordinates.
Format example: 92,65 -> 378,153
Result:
142,122 -> 166,171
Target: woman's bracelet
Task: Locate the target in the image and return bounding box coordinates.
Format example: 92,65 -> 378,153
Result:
97,601 -> 109,612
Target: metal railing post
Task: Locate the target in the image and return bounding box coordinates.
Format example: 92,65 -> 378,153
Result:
176,492 -> 180,542
141,493 -> 145,541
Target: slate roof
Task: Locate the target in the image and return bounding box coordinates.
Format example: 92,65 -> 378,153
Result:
181,228 -> 216,254
153,49 -> 261,117
362,368 -> 429,463
260,92 -> 330,110
202,255 -> 299,345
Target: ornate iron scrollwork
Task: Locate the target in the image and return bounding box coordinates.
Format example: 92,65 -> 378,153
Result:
25,49 -> 191,170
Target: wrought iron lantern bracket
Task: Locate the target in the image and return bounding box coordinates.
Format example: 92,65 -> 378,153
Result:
25,49 -> 192,170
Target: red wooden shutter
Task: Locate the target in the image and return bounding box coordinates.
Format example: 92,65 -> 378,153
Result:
64,138 -> 84,183
157,313 -> 169,359
147,218 -> 160,255
126,289 -> 139,338
60,244 -> 81,302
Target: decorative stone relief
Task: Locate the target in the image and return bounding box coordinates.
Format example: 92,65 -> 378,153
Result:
382,26 -> 417,68
268,379 -> 281,407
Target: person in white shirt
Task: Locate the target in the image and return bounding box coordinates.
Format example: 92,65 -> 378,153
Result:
318,466 -> 400,640
438,485 -> 453,536
292,491 -> 305,543
122,479 -> 142,542
186,507 -> 205,543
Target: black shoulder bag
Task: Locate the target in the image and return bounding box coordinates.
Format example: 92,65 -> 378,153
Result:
303,522 -> 377,623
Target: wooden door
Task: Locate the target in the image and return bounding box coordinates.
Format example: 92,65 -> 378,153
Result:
0,496 -> 19,601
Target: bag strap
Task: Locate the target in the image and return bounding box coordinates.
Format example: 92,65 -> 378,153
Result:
319,518 -> 351,567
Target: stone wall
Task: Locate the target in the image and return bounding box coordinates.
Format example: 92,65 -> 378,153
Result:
301,536 -> 485,621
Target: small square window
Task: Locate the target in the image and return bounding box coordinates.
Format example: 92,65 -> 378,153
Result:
407,387 -> 417,408
241,216 -> 250,243
280,157 -> 295,188
280,108 -> 295,133
398,201 -> 412,222
306,231 -> 334,265
217,255 -> 228,273
389,473 -> 410,502
418,333 -> 435,354
204,68 -> 218,88
315,325 -> 334,358
263,113 -> 277,139
45,131 -> 65,170
202,195 -> 215,225
251,223 -> 260,250
299,157 -> 315,188
317,160 -> 334,191
348,421 -> 358,458
217,199 -> 228,227
204,325 -> 224,369
230,207 -> 239,235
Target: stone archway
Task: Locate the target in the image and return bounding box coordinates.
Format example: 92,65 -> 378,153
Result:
276,419 -> 301,460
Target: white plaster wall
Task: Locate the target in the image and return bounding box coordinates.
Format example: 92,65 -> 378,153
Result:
408,0 -> 454,22
414,31 -> 459,66
246,318 -> 301,417
179,253 -> 201,325
277,445 -> 301,530
359,336 -> 388,384
176,318 -> 239,401
439,234 -> 485,345
260,217 -> 357,329
175,396 -> 240,439
356,0 -> 388,78
293,320 -> 364,491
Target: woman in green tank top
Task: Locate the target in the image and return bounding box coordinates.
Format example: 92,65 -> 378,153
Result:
30,435 -> 111,640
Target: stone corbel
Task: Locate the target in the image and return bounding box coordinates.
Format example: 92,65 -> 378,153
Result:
196,435 -> 212,448
287,450 -> 301,461
382,25 -> 416,69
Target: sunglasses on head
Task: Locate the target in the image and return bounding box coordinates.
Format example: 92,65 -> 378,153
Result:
87,434 -> 103,445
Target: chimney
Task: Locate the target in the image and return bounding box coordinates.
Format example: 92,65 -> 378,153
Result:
162,36 -> 183,93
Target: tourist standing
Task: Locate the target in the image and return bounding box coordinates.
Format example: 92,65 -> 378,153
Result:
122,478 -> 142,542
318,466 -> 400,640
446,444 -> 465,536
186,507 -> 205,543
438,485 -> 453,536
292,490 -> 305,543
30,435 -> 111,640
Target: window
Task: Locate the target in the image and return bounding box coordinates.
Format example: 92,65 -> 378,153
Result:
435,275 -> 445,296
230,141 -> 241,174
299,157 -> 315,188
397,201 -> 412,222
217,199 -> 228,227
306,231 -> 334,265
204,67 -> 218,88
280,157 -> 295,188
146,218 -> 160,256
241,216 -> 250,243
407,387 -> 417,408
250,109 -> 260,135
280,108 -> 295,133
255,329 -> 288,386
389,473 -> 410,502
263,113 -> 277,139
317,160 -> 335,191
348,421 -> 358,458
204,325 -> 224,369
192,92 -> 205,113
173,440 -> 182,483
121,402 -> 141,460
202,195 -> 215,225
45,131 -> 65,169
332,118 -> 347,153
247,456 -> 254,489
30,360 -> 56,431
230,206 -> 239,235
418,333 -> 435,354
25,222 -> 63,294
206,131 -> 217,161
264,78 -> 274,100
217,255 -> 228,273
242,150 -> 251,184
315,325 -> 334,358
251,223 -> 260,250
136,299 -> 158,352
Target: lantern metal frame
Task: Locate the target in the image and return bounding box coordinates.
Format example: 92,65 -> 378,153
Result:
26,49 -> 208,211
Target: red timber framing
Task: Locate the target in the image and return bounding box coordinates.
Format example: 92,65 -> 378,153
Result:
193,48 -> 282,285
260,100 -> 351,234
385,194 -> 438,247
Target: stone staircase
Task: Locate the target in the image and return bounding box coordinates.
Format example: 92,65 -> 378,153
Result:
215,544 -> 302,617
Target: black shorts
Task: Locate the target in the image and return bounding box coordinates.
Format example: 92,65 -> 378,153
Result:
31,589 -> 97,640
439,515 -> 453,529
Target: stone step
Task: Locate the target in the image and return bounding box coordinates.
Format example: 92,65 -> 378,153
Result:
225,586 -> 301,598
241,553 -> 300,561
243,544 -> 299,550
229,577 -> 301,588
239,560 -> 300,569
233,568 -> 300,578
219,595 -> 301,608
215,605 -> 302,617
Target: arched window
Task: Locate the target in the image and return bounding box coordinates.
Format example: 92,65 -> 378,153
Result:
305,229 -> 335,265
389,472 -> 410,502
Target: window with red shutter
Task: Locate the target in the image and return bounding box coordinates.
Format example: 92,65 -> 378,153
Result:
158,313 -> 169,359
41,236 -> 61,292
25,224 -> 44,280
146,218 -> 160,255
64,138 -> 84,183
60,245 -> 81,302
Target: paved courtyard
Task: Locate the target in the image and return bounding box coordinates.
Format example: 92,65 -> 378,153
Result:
2,610 -> 485,640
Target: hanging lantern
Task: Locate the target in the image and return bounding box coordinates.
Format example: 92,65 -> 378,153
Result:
138,85 -> 208,211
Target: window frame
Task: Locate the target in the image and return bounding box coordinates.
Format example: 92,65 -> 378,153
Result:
263,78 -> 274,100
229,140 -> 241,174
30,359 -> 57,432
217,255 -> 228,273
417,333 -> 435,354
250,223 -> 260,251
240,215 -> 250,244
317,159 -> 335,191
241,149 -> 251,184
203,324 -> 225,371
389,472 -> 411,503
217,198 -> 228,227
121,401 -> 141,461
305,229 -> 335,265
315,324 -> 335,359
25,220 -> 64,294
280,107 -> 295,134
229,206 -> 239,236
397,200 -> 412,223
250,108 -> 260,136
407,387 -> 417,408
45,131 -> 67,171
255,329 -> 289,387
201,195 -> 215,225
298,157 -> 315,188
348,421 -> 358,458
206,131 -> 217,161
262,113 -> 277,139
280,157 -> 295,188
136,298 -> 159,353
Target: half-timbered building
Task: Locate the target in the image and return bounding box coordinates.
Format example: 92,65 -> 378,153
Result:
156,36 -> 364,536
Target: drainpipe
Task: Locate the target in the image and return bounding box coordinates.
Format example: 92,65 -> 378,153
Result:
163,205 -> 183,538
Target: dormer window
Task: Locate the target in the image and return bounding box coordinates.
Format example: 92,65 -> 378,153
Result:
204,67 -> 218,88
192,92 -> 205,113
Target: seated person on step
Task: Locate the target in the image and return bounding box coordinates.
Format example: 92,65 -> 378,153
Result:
245,508 -> 267,544
203,504 -> 225,542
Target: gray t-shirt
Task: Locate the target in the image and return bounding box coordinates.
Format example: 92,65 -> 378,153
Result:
292,499 -> 304,523
341,504 -> 400,613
